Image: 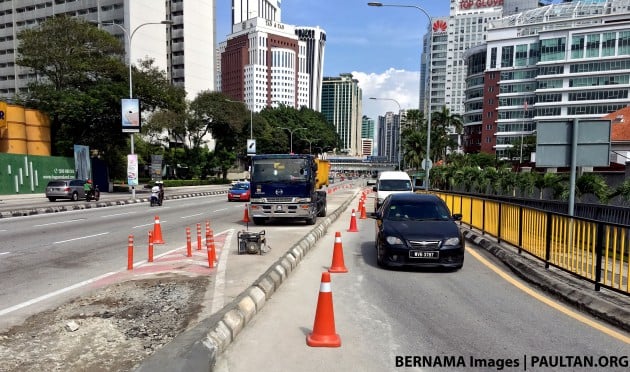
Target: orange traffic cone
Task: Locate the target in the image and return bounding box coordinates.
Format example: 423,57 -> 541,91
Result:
306,272 -> 341,347
347,209 -> 358,232
243,203 -> 250,223
360,201 -> 367,220
152,215 -> 165,244
329,232 -> 348,273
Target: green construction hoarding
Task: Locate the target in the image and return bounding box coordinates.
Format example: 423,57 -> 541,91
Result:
0,153 -> 74,194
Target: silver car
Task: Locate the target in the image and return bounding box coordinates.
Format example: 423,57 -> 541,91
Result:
45,179 -> 87,202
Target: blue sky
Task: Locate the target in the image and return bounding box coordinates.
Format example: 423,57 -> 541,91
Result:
216,0 -> 450,120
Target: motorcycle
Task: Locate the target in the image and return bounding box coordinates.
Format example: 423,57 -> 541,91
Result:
85,186 -> 100,202
150,191 -> 162,207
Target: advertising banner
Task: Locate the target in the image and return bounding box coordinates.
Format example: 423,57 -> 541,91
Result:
73,144 -> 91,180
151,155 -> 163,181
121,99 -> 140,133
127,154 -> 138,186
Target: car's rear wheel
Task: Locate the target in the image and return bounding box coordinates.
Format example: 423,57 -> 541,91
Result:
71,192 -> 79,201
252,217 -> 266,225
48,197 -> 56,202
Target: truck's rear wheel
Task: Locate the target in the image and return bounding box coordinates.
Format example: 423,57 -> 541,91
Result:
317,203 -> 327,217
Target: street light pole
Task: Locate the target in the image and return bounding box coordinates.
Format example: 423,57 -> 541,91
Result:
99,20 -> 173,199
225,99 -> 253,139
368,2 -> 432,190
370,97 -> 402,170
278,127 -> 306,154
303,138 -> 320,154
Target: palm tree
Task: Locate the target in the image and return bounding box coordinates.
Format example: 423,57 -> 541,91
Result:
431,106 -> 463,162
576,172 -> 610,204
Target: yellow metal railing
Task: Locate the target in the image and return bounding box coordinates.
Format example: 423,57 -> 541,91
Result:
434,192 -> 629,295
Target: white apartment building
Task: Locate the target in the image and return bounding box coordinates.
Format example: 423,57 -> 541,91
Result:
0,0 -> 215,101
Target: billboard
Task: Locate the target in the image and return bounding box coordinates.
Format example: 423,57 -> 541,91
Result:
121,99 -> 140,133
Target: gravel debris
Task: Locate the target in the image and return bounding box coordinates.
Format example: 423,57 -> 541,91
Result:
0,275 -> 210,372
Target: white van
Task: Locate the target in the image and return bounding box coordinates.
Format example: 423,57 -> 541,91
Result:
372,171 -> 413,211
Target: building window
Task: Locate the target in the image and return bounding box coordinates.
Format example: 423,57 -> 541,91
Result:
571,35 -> 584,59
540,37 -> 566,62
586,34 -> 600,58
501,45 -> 513,68
602,32 -> 616,57
490,47 -> 497,68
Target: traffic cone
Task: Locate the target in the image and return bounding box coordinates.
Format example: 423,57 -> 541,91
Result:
347,209 -> 358,232
306,272 -> 341,347
243,203 -> 250,223
152,215 -> 165,244
329,232 -> 348,273
360,202 -> 367,220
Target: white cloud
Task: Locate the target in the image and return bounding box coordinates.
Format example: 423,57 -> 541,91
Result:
353,68 -> 420,120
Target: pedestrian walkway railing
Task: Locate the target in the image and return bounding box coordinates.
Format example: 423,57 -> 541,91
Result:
435,192 -> 629,296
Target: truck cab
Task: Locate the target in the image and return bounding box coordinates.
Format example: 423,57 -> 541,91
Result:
248,154 -> 328,225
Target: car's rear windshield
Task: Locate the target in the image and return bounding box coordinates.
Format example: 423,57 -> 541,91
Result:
47,181 -> 67,187
233,183 -> 249,190
386,202 -> 451,220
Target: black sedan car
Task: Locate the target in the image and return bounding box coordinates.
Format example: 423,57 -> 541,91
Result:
370,193 -> 464,269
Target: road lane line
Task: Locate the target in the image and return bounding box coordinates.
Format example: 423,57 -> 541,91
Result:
0,252 -> 9,256
133,223 -> 158,229
214,208 -> 229,212
211,229 -> 234,313
467,247 -> 630,344
101,211 -> 136,218
0,271 -> 117,317
180,213 -> 204,219
34,218 -> 85,227
53,232 -> 110,244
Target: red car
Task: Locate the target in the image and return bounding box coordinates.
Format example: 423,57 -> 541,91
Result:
228,182 -> 251,202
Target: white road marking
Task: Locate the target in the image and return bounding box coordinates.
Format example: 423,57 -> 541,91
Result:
213,208 -> 229,212
34,218 -> 85,227
0,252 -> 10,256
132,222 -> 160,229
211,229 -> 234,313
101,211 -> 136,218
0,271 -> 117,317
180,213 -> 204,219
53,232 -> 109,244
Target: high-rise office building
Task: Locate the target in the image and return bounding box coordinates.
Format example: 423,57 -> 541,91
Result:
0,0 -> 215,101
375,112 -> 402,165
361,115 -> 376,156
232,0 -> 281,25
295,26 -> 326,111
219,17 -> 310,112
219,1 -> 325,113
321,73 -> 362,156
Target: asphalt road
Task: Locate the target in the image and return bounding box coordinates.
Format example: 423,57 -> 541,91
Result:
215,206 -> 630,372
0,184 -> 357,332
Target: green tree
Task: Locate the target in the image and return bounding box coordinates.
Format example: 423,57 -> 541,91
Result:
431,106 -> 463,162
15,16 -> 185,179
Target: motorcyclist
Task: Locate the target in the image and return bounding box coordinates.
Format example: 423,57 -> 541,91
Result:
156,181 -> 164,205
84,179 -> 93,199
151,183 -> 161,206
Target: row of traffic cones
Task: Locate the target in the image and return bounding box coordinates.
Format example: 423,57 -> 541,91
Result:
308,189 -> 373,347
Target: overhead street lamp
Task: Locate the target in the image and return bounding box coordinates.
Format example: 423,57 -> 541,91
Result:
368,2 -> 432,190
225,99 -> 254,139
370,97 -> 402,170
278,127 -> 306,154
303,138 -> 320,154
97,19 -> 173,199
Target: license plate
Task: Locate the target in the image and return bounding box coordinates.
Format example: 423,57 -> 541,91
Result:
409,251 -> 439,259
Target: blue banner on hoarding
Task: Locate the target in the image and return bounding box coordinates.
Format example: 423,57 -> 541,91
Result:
121,99 -> 140,133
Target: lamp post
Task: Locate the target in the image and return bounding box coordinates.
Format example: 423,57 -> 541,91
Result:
98,20 -> 173,199
278,127 -> 306,154
370,97 -> 402,170
225,99 -> 254,139
368,2 -> 432,190
303,138 -> 320,154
